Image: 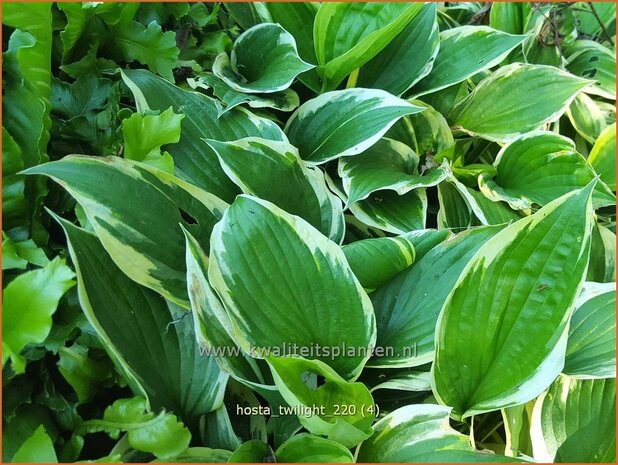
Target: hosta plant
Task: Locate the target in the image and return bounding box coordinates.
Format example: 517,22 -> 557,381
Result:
2,1 -> 616,463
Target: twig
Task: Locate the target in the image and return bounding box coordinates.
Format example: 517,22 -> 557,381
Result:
587,2 -> 615,46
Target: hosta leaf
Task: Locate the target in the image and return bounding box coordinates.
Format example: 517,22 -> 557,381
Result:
314,2 -> 423,91
83,397 -> 191,459
567,92 -> 607,144
184,228 -> 266,384
433,182 -> 596,418
152,448 -> 231,463
121,69 -> 286,201
357,404 -> 518,462
188,73 -> 299,116
451,64 -> 592,141
267,357 -> 374,447
489,2 -> 525,34
369,225 -> 502,368
57,344 -> 113,403
209,195 -> 375,380
587,224 -> 616,283
275,434 -> 354,463
12,426 -> 57,464
122,107 -> 183,173
567,40 -> 616,100
3,257 -> 75,373
114,20 -> 178,80
573,3 -> 616,37
356,4 -> 439,96
350,189 -> 427,235
25,156 -> 227,307
342,233 -> 416,291
205,138 -> 344,242
285,88 -> 423,164
411,26 -> 526,97
386,101 -> 455,158
339,140 -> 449,205
531,376 -> 616,463
588,123 -> 616,190
564,282 -> 616,378
265,2 -> 321,92
478,131 -> 616,210
228,440 -> 274,463
213,23 -> 313,93
59,219 -> 226,420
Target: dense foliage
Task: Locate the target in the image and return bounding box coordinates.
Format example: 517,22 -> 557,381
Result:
2,2 -> 616,463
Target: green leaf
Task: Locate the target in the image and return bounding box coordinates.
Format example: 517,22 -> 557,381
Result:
567,92 -> 607,144
411,26 -> 526,97
275,433 -> 354,463
152,447 -> 231,463
121,69 -> 286,201
478,131 -> 616,210
188,73 -> 299,116
12,425 -> 58,463
264,2 -> 322,92
370,225 -> 502,368
114,20 -> 179,80
1,233 -> 48,270
213,23 -> 313,93
587,223 -> 616,283
489,2 -> 525,34
57,217 -> 227,419
573,3 -> 616,37
25,156 -> 227,307
356,4 -> 439,96
349,189 -> 427,235
57,344 -> 113,403
205,137 -> 344,242
314,2 -> 423,91
564,282 -> 616,378
433,182 -> 596,418
450,64 -> 592,141
342,233 -> 416,291
531,376 -> 615,462
285,88 -> 423,164
208,195 -> 375,380
357,404 -> 516,462
267,357 -> 374,447
3,257 -> 75,373
228,440 -> 274,463
339,139 -> 450,205
83,397 -> 191,459
567,40 -> 616,100
588,123 -> 616,190
122,107 -> 184,173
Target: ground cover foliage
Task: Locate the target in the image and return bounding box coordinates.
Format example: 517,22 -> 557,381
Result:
2,1 -> 616,463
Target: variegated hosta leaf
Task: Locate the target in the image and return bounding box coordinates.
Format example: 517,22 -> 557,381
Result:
588,223 -> 616,283
275,434 -> 354,463
267,357 -> 374,448
58,218 -> 227,420
411,26 -> 526,97
386,101 -> 455,158
478,131 -> 616,210
567,40 -> 616,100
450,64 -> 593,141
313,2 -> 423,91
285,88 -> 424,164
121,69 -> 286,202
342,233 -> 416,291
205,137 -> 344,242
338,138 -> 450,206
184,229 -> 262,384
567,93 -> 607,144
433,182 -> 596,418
212,23 -> 313,94
208,195 -> 376,380
25,156 -> 228,307
187,73 -> 299,117
564,282 -> 616,379
369,225 -> 502,368
357,404 -> 520,462
531,376 -> 616,463
350,189 -> 427,235
588,123 -> 616,190
356,3 -> 439,96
